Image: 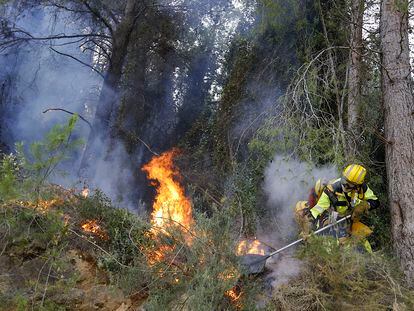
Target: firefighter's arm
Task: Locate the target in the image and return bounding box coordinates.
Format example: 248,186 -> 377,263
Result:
352,201 -> 369,220
353,186 -> 380,220
310,192 -> 330,219
364,186 -> 380,210
299,217 -> 312,241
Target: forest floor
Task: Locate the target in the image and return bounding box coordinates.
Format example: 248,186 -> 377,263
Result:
0,187 -> 147,311
1,185 -> 414,310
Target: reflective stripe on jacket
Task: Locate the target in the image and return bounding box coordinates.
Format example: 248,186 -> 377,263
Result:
310,178 -> 378,219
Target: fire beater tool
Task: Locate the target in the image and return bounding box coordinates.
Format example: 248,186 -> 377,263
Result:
241,215 -> 352,274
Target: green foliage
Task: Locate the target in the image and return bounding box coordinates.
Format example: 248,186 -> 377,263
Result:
257,0 -> 300,36
77,190 -> 151,287
143,206 -> 259,311
0,200 -> 72,310
0,204 -> 67,261
0,154 -> 21,200
23,115 -> 83,187
395,0 -> 409,13
269,237 -> 414,310
15,294 -> 29,311
0,116 -> 82,202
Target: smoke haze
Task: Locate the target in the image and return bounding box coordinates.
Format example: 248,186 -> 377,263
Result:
260,155 -> 337,288
0,1 -> 257,211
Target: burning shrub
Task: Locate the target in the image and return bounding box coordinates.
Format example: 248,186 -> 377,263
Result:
75,190 -> 152,290
138,150 -> 262,310
141,206 -> 260,311
142,149 -> 193,230
81,219 -> 109,241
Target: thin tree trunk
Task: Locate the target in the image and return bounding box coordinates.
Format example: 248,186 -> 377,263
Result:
347,0 -> 364,158
317,0 -> 347,154
380,0 -> 414,284
80,0 -> 143,174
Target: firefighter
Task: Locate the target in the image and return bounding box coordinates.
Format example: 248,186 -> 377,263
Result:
294,178 -> 327,237
309,164 -> 380,252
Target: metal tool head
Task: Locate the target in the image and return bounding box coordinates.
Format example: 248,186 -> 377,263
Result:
239,254 -> 268,275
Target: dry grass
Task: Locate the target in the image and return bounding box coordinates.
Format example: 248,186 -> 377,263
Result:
268,237 -> 414,311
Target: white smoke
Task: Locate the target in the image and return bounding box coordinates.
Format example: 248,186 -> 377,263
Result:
1,6 -> 101,184
0,5 -> 141,209
259,155 -> 337,288
1,1 -> 257,211
88,140 -> 143,211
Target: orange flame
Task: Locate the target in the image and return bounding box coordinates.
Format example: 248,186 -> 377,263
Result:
81,220 -> 109,240
18,198 -> 62,212
142,149 -> 192,230
225,287 -> 242,301
236,239 -> 266,256
225,285 -> 243,309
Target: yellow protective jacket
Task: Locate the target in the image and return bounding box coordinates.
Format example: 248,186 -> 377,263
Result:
310,178 -> 378,219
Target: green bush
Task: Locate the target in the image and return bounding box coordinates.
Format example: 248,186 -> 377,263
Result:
0,115 -> 82,203
0,154 -> 21,201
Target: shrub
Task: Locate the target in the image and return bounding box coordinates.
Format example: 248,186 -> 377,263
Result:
143,206 -> 260,311
269,236 -> 414,310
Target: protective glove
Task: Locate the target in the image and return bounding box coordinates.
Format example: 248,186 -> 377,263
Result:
300,230 -> 312,241
352,201 -> 370,221
299,214 -> 313,241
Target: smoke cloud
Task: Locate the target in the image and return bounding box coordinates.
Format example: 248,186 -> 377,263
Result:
0,1 -> 257,211
0,6 -> 100,184
0,5 -> 143,210
259,155 -> 337,288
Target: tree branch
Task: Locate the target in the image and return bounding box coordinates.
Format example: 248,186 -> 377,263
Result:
49,47 -> 104,78
117,126 -> 159,156
0,32 -> 111,51
81,0 -> 114,35
43,108 -> 92,129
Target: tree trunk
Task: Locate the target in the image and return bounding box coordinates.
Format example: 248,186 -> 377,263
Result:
347,0 -> 364,158
317,0 -> 347,155
380,0 -> 414,284
80,0 -> 142,173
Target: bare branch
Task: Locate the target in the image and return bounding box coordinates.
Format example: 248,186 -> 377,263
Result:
49,47 -> 104,78
117,126 -> 160,156
10,28 -> 111,40
0,31 -> 111,52
81,0 -> 114,35
43,108 -> 93,129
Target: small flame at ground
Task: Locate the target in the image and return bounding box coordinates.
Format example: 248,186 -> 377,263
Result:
236,239 -> 266,256
81,188 -> 90,198
18,198 -> 62,212
225,285 -> 243,309
81,220 -> 109,240
142,149 -> 192,230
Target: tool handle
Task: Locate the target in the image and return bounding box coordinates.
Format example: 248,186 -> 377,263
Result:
264,215 -> 352,260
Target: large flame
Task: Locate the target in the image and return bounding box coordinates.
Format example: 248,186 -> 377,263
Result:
142,149 -> 192,230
